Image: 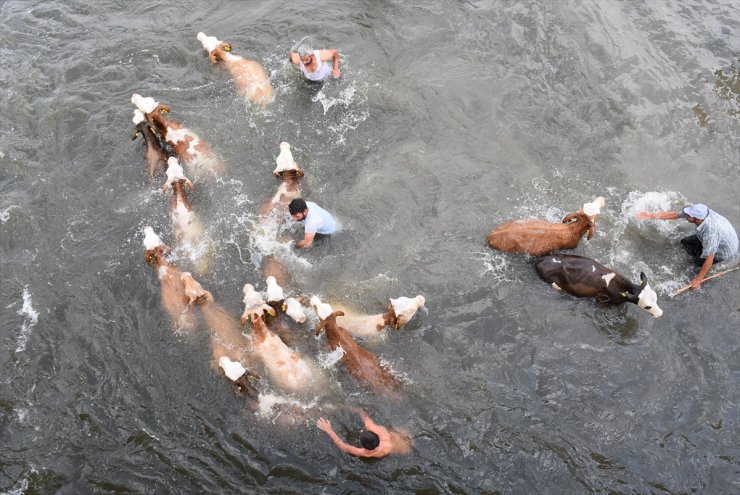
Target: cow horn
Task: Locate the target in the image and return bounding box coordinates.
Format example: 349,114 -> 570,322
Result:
639,272 -> 648,289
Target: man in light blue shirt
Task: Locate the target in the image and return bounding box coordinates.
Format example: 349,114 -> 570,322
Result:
636,203 -> 738,289
288,198 -> 336,249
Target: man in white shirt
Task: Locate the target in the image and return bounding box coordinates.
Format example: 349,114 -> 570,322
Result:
288,198 -> 337,249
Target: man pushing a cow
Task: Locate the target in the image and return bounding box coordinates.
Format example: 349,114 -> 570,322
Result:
288,198 -> 336,249
636,203 -> 738,289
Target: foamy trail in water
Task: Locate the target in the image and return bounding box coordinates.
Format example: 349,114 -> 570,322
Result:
15,287 -> 39,353
1,205 -> 18,222
474,249 -> 515,287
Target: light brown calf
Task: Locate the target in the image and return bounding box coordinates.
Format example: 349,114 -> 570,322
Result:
487,197 -> 605,256
198,32 -> 273,107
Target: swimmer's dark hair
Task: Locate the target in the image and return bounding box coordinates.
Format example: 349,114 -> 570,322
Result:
359,430 -> 380,450
289,198 -> 308,215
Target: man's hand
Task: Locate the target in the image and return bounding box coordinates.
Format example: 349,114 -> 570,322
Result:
317,418 -> 333,433
332,68 -> 340,79
690,276 -> 703,290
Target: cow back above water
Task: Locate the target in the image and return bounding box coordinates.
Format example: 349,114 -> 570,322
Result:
487,197 -> 605,256
534,254 -> 663,317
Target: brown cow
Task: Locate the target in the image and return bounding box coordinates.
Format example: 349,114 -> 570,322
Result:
131,94 -> 224,179
142,226 -> 197,332
311,297 -> 401,399
197,32 -> 273,108
179,271 -> 261,401
162,158 -> 203,247
132,109 -> 168,178
487,197 -> 606,256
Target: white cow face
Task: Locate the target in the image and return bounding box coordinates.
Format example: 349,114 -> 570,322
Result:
285,297 -> 306,323
264,276 -> 284,303
273,142 -> 300,175
219,356 -> 246,382
131,93 -> 158,114
197,32 -> 221,52
390,295 -> 426,328
143,226 -> 163,250
310,296 -> 333,320
582,196 -> 605,218
637,284 -> 662,317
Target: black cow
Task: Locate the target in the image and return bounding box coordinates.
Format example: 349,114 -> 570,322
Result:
535,254 -> 663,317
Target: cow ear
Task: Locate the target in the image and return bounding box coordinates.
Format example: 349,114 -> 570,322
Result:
586,222 -> 595,240
562,213 -> 577,224
315,320 -> 325,336
639,272 -> 647,289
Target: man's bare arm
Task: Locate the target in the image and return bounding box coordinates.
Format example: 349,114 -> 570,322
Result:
295,232 -> 316,249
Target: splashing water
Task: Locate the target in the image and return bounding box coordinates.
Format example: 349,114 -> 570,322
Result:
474,250 -> 515,287
1,205 -> 18,222
15,287 -> 39,353
316,346 -> 345,369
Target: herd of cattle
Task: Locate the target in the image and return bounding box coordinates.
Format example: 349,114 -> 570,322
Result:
131,33 -> 428,417
131,31 -> 664,419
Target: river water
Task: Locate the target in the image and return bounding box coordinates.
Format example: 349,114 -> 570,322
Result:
1,1 -> 739,493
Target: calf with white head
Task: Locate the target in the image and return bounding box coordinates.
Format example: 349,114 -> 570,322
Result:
197,32 -> 273,107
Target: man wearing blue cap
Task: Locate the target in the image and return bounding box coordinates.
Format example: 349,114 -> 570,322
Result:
636,204 -> 738,289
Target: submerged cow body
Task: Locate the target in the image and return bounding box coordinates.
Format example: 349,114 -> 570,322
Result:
488,197 -> 606,256
131,94 -> 224,178
142,226 -> 197,331
132,109 -> 168,177
198,32 -> 273,107
311,297 -> 401,398
535,254 -> 663,317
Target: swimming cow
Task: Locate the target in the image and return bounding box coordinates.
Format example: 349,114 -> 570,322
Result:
534,254 -> 663,317
197,32 -> 273,107
488,197 -> 606,256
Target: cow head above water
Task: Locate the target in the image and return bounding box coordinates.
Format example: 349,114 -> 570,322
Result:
131,93 -> 159,115
285,297 -> 307,323
163,157 -> 193,192
630,273 -> 662,318
241,283 -> 276,325
197,32 -> 232,64
273,142 -> 304,177
389,295 -> 426,329
562,196 -> 606,240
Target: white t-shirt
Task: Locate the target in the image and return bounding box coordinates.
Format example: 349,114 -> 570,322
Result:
304,201 -> 336,234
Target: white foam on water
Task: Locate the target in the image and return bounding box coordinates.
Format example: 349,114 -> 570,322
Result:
1,205 -> 18,222
247,213 -> 311,269
15,287 -> 38,353
316,346 -> 345,369
256,392 -> 320,423
473,250 -> 515,287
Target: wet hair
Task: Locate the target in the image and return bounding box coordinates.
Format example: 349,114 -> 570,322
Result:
296,44 -> 312,58
289,198 -> 308,215
359,430 -> 380,450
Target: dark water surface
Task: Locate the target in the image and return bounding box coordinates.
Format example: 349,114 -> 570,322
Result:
1,1 -> 739,493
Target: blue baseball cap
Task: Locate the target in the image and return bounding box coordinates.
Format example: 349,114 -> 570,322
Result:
679,203 -> 708,220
